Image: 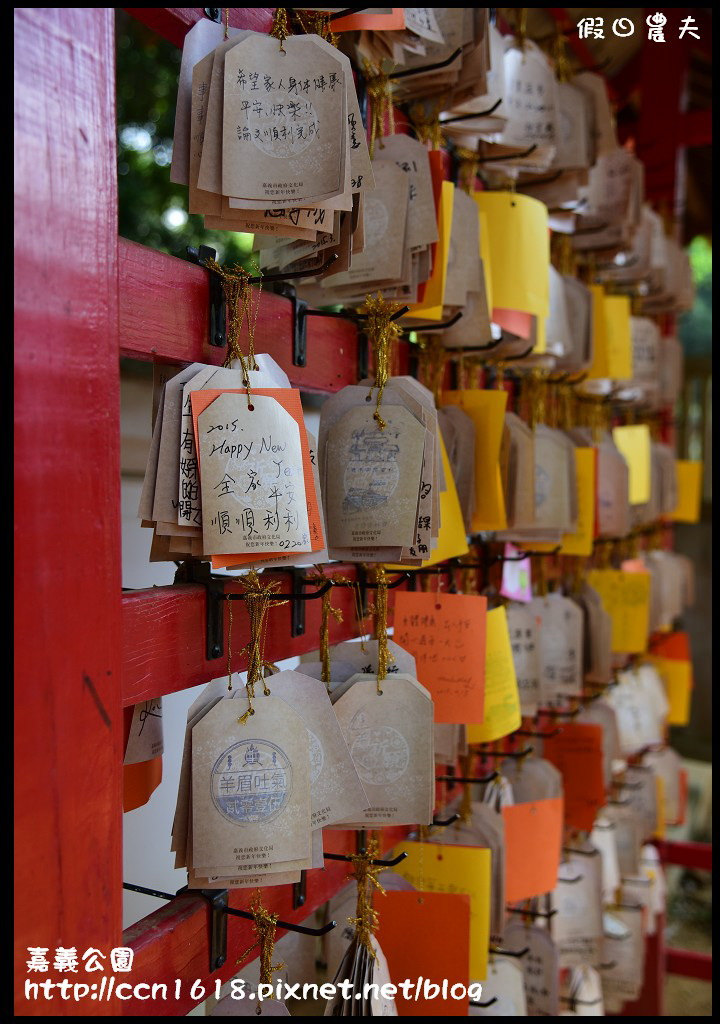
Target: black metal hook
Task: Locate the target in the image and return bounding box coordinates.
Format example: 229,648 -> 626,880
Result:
521,169 -> 563,187
563,846 -> 600,858
441,98 -> 503,125
225,905 -> 337,936
494,343 -> 535,363
538,705 -> 581,719
521,546 -> 563,558
470,996 -> 498,1008
478,144 -> 537,164
573,220 -> 610,236
506,906 -> 558,920
475,745 -> 534,760
402,311 -> 464,333
557,873 -> 584,884
472,335 -> 506,353
323,851 -> 409,867
247,253 -> 339,284
491,945 -> 530,958
432,812 -> 461,827
390,47 -> 462,80
186,244 -> 227,348
435,771 -> 499,784
328,6 -> 368,19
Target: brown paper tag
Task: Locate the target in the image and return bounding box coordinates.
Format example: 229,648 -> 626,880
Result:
198,392 -> 310,555
323,403 -> 425,549
372,135 -> 438,251
124,699 -> 163,765
529,594 -> 584,704
191,695 -> 311,874
222,35 -> 346,203
331,675 -> 433,827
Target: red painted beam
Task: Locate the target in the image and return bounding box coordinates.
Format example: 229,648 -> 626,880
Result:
121,567 -> 410,706
653,839 -> 712,872
118,239 -> 364,393
665,948 -> 713,982
123,8 -> 274,48
680,108 -> 712,149
122,827 -> 410,1015
15,7 -> 123,1014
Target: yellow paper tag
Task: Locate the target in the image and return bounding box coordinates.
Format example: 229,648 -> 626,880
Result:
586,569 -> 651,653
467,606 -> 521,742
646,655 -> 693,725
405,180 -> 454,321
612,424 -> 651,505
386,432 -> 469,570
392,841 -> 491,980
472,191 -> 550,320
534,447 -> 596,556
672,460 -> 703,523
443,389 -> 508,531
603,294 -> 633,380
478,209 -> 493,313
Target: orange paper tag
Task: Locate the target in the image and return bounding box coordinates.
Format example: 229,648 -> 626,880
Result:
542,724 -> 605,831
374,891 -> 471,1015
393,592 -> 487,724
502,797 -> 563,902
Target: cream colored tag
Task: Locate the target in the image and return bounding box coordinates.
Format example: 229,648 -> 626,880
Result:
332,675 -> 433,827
191,695 -> 311,874
265,670 -> 369,827
504,922 -> 560,1015
124,699 -> 163,765
506,604 -> 541,716
552,854 -> 603,968
198,393 -> 310,555
222,35 -> 346,203
324,403 -> 425,549
529,594 -> 584,704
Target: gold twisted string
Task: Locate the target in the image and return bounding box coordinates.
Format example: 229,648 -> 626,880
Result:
367,565 -> 392,694
360,293 -> 404,430
292,9 -> 338,46
408,101 -> 446,151
347,837 -> 386,958
236,570 -> 287,724
552,31 -> 572,83
270,7 -> 290,51
203,259 -> 262,408
236,892 -> 285,985
307,569 -> 352,690
418,335 -> 448,408
455,145 -> 481,194
362,60 -> 395,158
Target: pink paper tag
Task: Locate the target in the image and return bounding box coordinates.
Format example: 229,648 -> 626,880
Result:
500,543 -> 533,602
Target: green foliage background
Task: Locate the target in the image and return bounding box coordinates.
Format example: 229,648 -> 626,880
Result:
115,9 -> 253,267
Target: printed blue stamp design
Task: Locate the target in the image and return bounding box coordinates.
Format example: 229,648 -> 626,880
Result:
211,739 -> 292,825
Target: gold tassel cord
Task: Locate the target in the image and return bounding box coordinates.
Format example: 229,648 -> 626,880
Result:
347,837 -> 386,958
236,892 -> 286,986
408,101 -> 446,151
203,259 -> 262,408
360,293 -> 405,430
236,570 -> 287,724
455,144 -> 480,194
368,565 -> 391,694
307,570 -> 352,690
362,60 -> 395,158
418,335 -> 448,408
270,7 -> 290,52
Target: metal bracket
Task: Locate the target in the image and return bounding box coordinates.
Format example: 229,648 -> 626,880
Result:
270,281 -> 308,367
200,888 -> 229,973
174,560 -> 227,661
204,8 -> 221,23
186,245 -> 227,348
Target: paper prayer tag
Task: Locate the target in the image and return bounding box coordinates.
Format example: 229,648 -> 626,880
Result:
124,699 -> 163,766
392,591 -> 487,724
191,695 -> 311,875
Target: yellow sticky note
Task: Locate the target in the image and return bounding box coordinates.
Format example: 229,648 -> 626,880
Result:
603,294 -> 633,380
586,284 -> 609,380
386,433 -> 468,570
392,841 -> 491,981
467,606 -> 521,742
612,424 -> 651,505
672,460 -> 703,523
472,191 -> 550,320
443,389 -> 508,531
586,569 -> 651,653
534,447 -> 596,556
646,655 -> 693,726
404,180 -> 453,321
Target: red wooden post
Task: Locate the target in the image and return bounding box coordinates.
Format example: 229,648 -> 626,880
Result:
14,7 -> 123,1015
